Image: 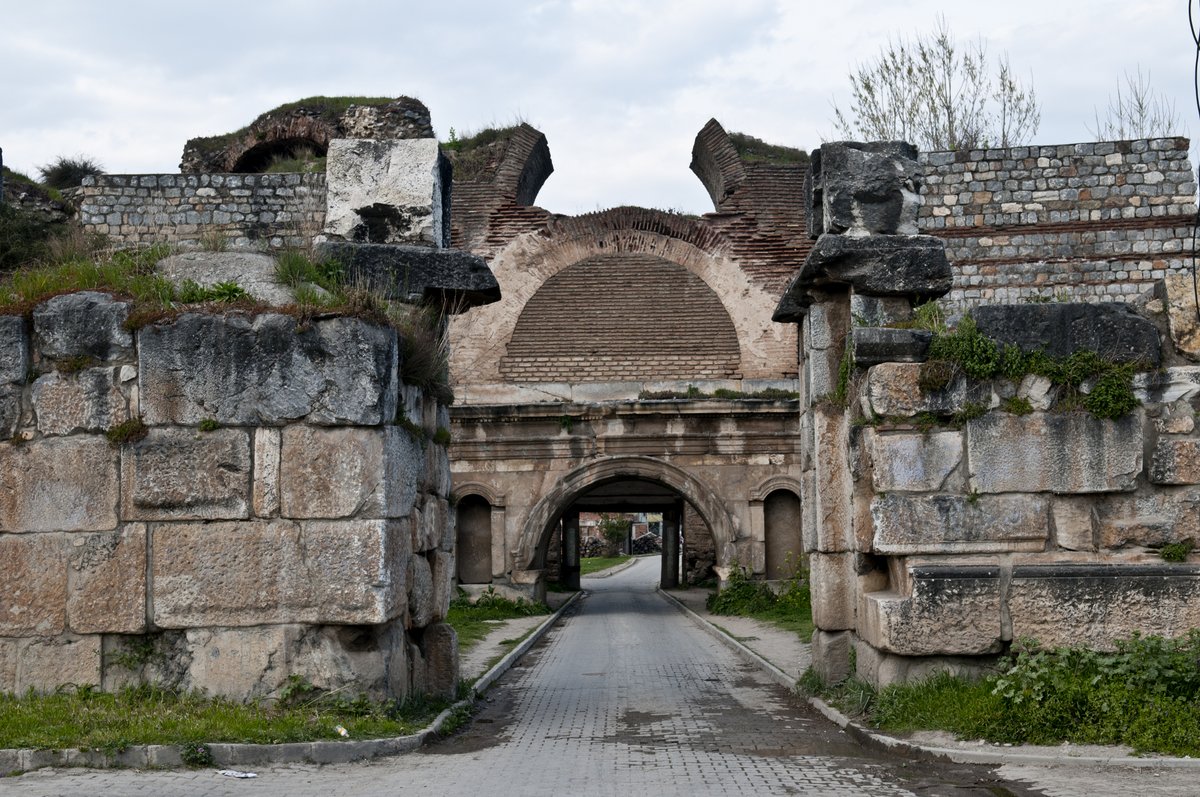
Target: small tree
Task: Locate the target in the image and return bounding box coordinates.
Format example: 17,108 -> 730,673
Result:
597,513 -> 630,557
832,17 -> 1040,151
1088,67 -> 1182,140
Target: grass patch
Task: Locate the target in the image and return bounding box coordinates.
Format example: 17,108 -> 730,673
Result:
804,631 -> 1200,757
727,131 -> 809,166
706,565 -> 814,642
441,125 -> 523,182
188,96 -> 396,155
0,683 -> 454,750
580,555 -> 631,576
446,588 -> 550,653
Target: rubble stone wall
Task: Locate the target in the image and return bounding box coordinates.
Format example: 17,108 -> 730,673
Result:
918,138 -> 1197,309
77,173 -> 327,251
0,291 -> 457,702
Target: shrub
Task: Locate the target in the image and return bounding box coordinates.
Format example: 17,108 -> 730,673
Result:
38,155 -> 104,190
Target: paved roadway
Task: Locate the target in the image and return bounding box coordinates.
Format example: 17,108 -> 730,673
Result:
8,558 -> 1048,796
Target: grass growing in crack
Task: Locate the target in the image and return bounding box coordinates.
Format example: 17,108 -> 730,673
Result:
0,683 -> 454,750
105,417 -> 147,447
706,564 -> 814,643
446,588 -> 550,653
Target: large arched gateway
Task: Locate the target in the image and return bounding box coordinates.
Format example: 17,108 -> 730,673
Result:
446,121 -> 807,597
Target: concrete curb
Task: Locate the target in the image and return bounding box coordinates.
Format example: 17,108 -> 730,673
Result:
657,586 -> 1200,770
0,591 -> 583,774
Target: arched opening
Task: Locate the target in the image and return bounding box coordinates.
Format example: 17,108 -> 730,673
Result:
517,456 -> 737,593
456,494 -> 492,584
764,489 -> 802,580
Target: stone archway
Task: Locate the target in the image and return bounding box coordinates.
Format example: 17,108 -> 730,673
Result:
516,455 -> 737,575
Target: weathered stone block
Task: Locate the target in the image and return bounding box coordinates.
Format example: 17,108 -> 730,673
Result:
431,549 -> 454,623
865,362 -> 968,417
967,411 -> 1143,494
0,437 -> 119,532
138,313 -> 398,426
156,252 -> 295,306
0,315 -> 29,384
253,428 -> 281,517
0,635 -> 102,693
972,303 -> 1161,366
32,367 -> 128,436
279,426 -> 422,519
122,428 -> 251,520
851,327 -> 931,367
151,519 -> 409,627
813,407 -> 852,552
810,630 -> 852,685
0,533 -> 68,635
33,292 -> 133,362
777,235 -> 951,321
1051,497 -> 1096,551
182,625 -> 292,700
407,553 -> 434,629
1150,438 -> 1200,484
323,139 -> 446,247
819,141 -> 921,236
1163,274 -> 1200,360
849,294 -> 913,328
1093,489 -> 1200,549
314,242 -> 500,307
1133,367 -> 1200,404
420,622 -> 459,700
0,385 -> 21,438
858,566 -> 1003,656
809,552 -> 855,630
68,526 -> 146,634
871,493 -> 1048,554
1010,564 -> 1200,649
854,640 -> 991,689
868,430 -> 963,492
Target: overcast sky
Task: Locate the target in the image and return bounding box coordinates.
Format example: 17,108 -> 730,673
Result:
1,1 -> 1195,215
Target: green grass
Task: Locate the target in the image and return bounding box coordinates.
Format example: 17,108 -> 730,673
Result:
580,555 -> 631,576
707,566 -> 814,642
804,631 -> 1200,757
446,589 -> 550,653
0,684 -> 452,750
188,96 -> 396,154
727,131 -> 809,166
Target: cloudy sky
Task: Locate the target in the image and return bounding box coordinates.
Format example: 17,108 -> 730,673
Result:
1,1 -> 1194,214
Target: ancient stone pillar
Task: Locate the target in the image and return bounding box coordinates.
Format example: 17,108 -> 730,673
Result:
661,504 -> 681,588
561,511 -> 581,590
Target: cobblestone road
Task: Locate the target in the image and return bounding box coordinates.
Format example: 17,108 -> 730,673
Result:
7,558 -> 1043,796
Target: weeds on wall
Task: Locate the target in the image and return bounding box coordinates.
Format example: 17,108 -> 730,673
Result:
706,561 -> 814,643
916,314 -> 1142,420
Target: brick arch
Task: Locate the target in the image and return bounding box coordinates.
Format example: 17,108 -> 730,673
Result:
517,456 -> 737,572
500,253 -> 741,382
449,208 -> 795,385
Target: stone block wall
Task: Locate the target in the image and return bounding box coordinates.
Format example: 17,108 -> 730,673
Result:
918,138 -> 1197,309
77,173 -> 327,251
0,291 -> 457,701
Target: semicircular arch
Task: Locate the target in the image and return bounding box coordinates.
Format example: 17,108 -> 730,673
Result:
516,455 -> 737,570
449,209 -> 794,386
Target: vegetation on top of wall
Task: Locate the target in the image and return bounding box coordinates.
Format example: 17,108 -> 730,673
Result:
187,96 -> 395,155
441,125 -> 524,183
38,155 -> 104,190
637,385 -> 799,401
727,131 -> 809,166
917,314 -> 1142,420
802,631 -> 1200,757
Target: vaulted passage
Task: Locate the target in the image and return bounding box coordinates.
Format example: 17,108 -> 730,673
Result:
500,254 -> 741,383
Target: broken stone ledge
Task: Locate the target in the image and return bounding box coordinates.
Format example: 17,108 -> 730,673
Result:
0,593 -> 580,773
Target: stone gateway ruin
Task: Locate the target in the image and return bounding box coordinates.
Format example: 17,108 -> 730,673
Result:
3,91 -> 1200,698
